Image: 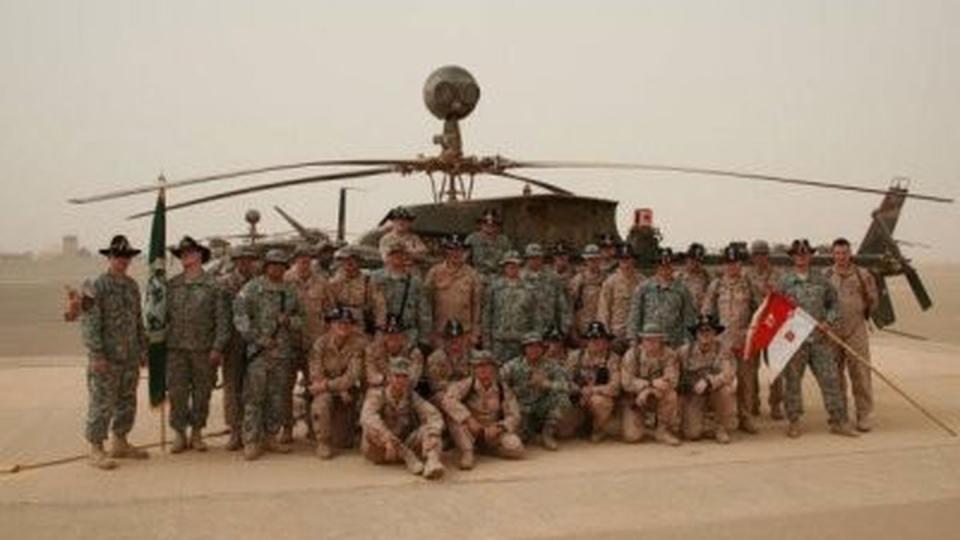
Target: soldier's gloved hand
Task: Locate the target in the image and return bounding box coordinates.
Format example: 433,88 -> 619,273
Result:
91,357 -> 109,375
209,350 -> 224,366
483,424 -> 503,442
465,417 -> 483,438
651,378 -> 669,392
693,379 -> 709,395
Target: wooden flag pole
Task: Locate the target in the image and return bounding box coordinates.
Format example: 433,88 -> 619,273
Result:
819,326 -> 957,437
160,401 -> 167,453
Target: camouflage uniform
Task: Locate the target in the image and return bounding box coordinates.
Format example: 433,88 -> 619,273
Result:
483,276 -> 542,363
442,376 -> 525,460
568,267 -> 606,341
499,355 -> 572,442
81,273 -> 148,445
370,267 -> 431,347
165,270 -> 230,433
329,269 -> 386,334
217,268 -> 252,435
233,276 -> 303,447
522,268 -> 572,335
466,231 -> 512,281
677,341 -> 736,441
678,266 -> 712,312
620,344 -> 680,442
825,265 -> 878,426
564,348 -> 621,438
627,278 -> 697,348
597,268 -> 642,350
364,336 -> 424,389
309,330 -> 367,450
424,261 -> 483,345
378,230 -> 429,265
359,384 -> 444,474
778,270 -> 848,428
703,273 -> 757,426
424,346 -> 471,404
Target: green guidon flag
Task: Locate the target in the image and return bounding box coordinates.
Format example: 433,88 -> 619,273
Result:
144,185 -> 167,407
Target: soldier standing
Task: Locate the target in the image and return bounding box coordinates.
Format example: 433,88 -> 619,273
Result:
564,322 -> 621,442
620,322 -> 681,446
329,246 -> 386,336
442,350 -> 525,470
371,241 -> 431,349
744,239 -> 785,419
217,245 -> 260,450
500,333 -> 571,450
424,234 -> 483,348
568,244 -> 606,345
522,243 -> 572,335
779,239 -> 858,438
364,314 -> 425,390
166,237 -> 230,453
233,249 -> 303,460
678,315 -> 737,444
483,250 -> 542,363
597,234 -> 619,275
309,307 -> 368,458
678,242 -> 712,310
378,206 -> 429,267
282,244 -> 335,443
424,319 -> 472,405
360,357 -> 446,479
549,241 -> 577,293
80,235 -> 150,470
825,237 -> 878,432
466,209 -> 511,284
597,244 -> 642,354
627,247 -> 697,349
703,244 -> 759,434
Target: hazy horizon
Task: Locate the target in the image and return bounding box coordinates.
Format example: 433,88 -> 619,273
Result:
2,1 -> 957,261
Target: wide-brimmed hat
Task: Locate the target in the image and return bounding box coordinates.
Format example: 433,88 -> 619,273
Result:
636,321 -> 666,338
686,242 -> 706,262
597,234 -> 617,248
325,306 -> 356,323
388,356 -> 413,376
542,325 -> 565,342
444,319 -> 466,338
443,233 -> 468,250
230,245 -> 260,260
615,243 -> 635,260
98,235 -> 141,258
656,247 -> 679,266
581,244 -> 601,259
522,331 -> 544,346
721,243 -> 747,263
788,238 -> 813,256
551,241 -> 572,257
170,236 -> 212,263
500,250 -> 522,266
583,321 -> 613,340
469,349 -> 498,366
750,239 -> 771,256
334,245 -> 359,260
388,206 -> 415,221
263,249 -> 289,267
688,314 -> 725,336
382,313 -> 407,334
524,243 -> 544,259
477,209 -> 502,225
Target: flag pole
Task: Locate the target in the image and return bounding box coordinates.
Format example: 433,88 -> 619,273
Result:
819,326 -> 957,437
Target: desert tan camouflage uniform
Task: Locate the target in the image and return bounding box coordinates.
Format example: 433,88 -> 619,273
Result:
308,327 -> 367,456
620,336 -> 680,445
329,267 -> 386,334
597,266 -> 642,350
424,260 -> 483,346
568,266 -> 606,342
677,339 -> 736,442
564,346 -> 621,440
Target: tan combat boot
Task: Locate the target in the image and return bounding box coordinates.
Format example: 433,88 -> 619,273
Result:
170,430 -> 188,454
715,427 -> 731,445
401,448 -> 424,476
541,426 -> 559,451
423,451 -> 445,480
738,415 -> 758,435
243,442 -> 262,461
315,441 -> 333,460
770,405 -> 785,421
89,443 -> 118,470
111,435 -> 149,459
190,428 -> 208,452
654,427 -> 681,447
458,449 -> 475,470
856,416 -> 873,433
264,435 -> 292,454
786,421 -> 802,438
279,425 -> 294,445
225,430 -> 242,451
830,422 -> 860,438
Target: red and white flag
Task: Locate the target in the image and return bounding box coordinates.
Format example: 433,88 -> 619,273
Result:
744,292 -> 818,380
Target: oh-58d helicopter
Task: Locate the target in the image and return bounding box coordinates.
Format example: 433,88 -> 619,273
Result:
69,65 -> 953,329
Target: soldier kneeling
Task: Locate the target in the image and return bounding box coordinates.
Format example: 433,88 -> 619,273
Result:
620,322 -> 681,446
678,315 -> 737,444
442,350 -> 525,470
360,357 -> 445,479
565,321 -> 621,442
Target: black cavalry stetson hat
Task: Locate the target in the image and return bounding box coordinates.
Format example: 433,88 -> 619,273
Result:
170,236 -> 212,263
99,235 -> 141,258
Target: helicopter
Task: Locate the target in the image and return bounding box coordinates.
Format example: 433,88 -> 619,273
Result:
68,65 -> 953,328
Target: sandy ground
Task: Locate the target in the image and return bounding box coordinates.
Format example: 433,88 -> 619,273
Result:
1,261 -> 959,539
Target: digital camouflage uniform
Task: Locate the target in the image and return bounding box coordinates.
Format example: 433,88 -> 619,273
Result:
522,268 -> 572,336
677,266 -> 712,313
620,345 -> 680,442
568,267 -> 607,341
359,384 -> 444,475
309,330 -> 367,451
483,276 -> 542,363
81,273 -> 148,445
371,267 -> 432,347
563,348 -> 621,439
627,278 -> 697,348
677,341 -> 736,441
466,231 -> 512,282
441,376 -> 525,460
217,268 -> 252,435
329,269 -> 387,334
233,276 -> 303,447
778,270 -> 848,428
825,265 -> 878,426
424,261 -> 483,346
703,273 -> 757,426
165,270 -> 230,433
424,346 -> 471,405
499,354 -> 572,442
597,268 -> 642,350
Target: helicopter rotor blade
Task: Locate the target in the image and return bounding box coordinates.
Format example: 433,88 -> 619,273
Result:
69,159 -> 414,205
487,171 -> 573,196
126,167 -> 396,219
504,160 -> 954,204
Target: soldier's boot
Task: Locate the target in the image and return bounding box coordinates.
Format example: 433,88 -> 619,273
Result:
170,430 -> 189,454
401,448 -> 424,476
856,415 -> 873,433
190,428 -> 208,452
786,421 -> 802,438
654,427 -> 681,447
315,441 -> 334,460
590,429 -> 606,443
110,435 -> 149,459
225,430 -> 242,452
770,405 -> 785,421
458,450 -> 475,470
279,425 -> 294,445
423,451 -> 445,480
264,435 -> 293,454
89,443 -> 117,470
738,415 -> 758,435
243,442 -> 262,461
829,422 -> 860,438
715,427 -> 731,445
541,427 -> 560,451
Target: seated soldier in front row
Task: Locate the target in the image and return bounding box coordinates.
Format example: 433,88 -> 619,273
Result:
359,357 -> 445,480
364,314 -> 424,390
678,315 -> 737,444
500,333 -> 572,451
564,321 -> 621,443
620,322 -> 681,446
441,350 -> 525,470
423,319 -> 472,407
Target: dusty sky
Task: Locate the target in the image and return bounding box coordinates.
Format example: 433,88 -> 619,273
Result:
1,0 -> 957,260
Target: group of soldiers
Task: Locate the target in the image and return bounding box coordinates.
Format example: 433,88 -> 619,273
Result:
74,207 -> 878,478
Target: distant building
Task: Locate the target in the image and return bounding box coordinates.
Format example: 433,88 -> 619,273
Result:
62,235 -> 79,257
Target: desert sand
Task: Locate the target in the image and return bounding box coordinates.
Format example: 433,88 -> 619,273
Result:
1,259 -> 959,539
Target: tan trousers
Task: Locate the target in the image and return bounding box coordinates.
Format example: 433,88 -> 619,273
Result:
361,426 -> 440,464
557,394 -> 616,438
835,328 -> 873,422
448,419 -> 524,459
312,391 -> 358,448
681,385 -> 736,440
621,389 -> 678,442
